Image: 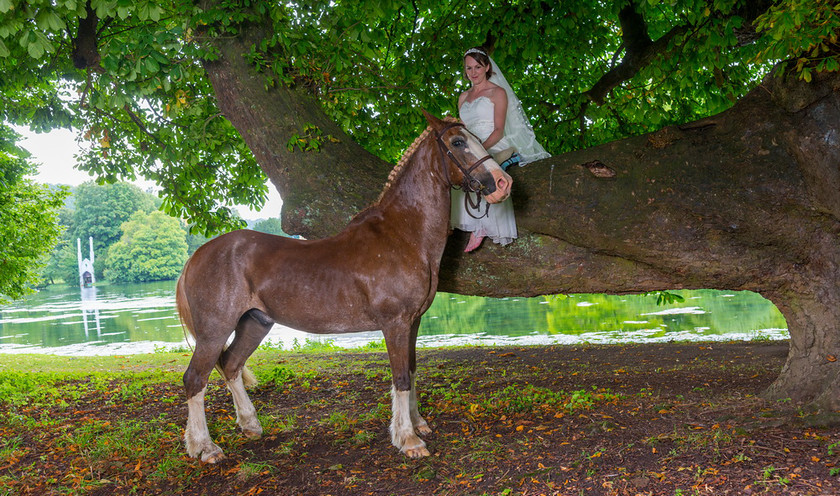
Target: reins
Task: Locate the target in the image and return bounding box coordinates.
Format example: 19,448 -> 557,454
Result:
435,122 -> 492,219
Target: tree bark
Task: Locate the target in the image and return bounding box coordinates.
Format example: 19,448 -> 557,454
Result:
439,70 -> 840,409
202,14 -> 840,409
199,1 -> 391,236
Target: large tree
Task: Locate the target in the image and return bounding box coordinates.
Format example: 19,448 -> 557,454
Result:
105,210 -> 188,283
0,126 -> 66,301
1,1 -> 838,408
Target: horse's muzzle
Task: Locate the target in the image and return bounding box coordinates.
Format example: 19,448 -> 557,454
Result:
484,169 -> 512,204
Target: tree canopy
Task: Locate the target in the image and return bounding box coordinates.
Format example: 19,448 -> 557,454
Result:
1,0 -> 837,233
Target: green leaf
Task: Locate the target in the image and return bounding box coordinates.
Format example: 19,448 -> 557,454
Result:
26,39 -> 44,59
36,11 -> 66,32
145,56 -> 160,73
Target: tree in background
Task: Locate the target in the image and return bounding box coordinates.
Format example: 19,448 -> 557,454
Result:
38,182 -> 167,284
68,181 -> 154,277
252,217 -> 287,237
104,210 -> 188,283
184,228 -> 213,256
0,126 -> 66,302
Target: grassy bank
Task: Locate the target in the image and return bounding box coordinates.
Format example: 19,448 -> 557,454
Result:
1,341 -> 839,495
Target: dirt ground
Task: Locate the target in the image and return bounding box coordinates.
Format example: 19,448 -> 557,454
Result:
3,341 -> 840,495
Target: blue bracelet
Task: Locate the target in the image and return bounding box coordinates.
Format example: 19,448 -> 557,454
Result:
500,153 -> 521,171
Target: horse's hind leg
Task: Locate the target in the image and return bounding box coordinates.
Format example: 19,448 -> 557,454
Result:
384,319 -> 430,458
219,310 -> 273,439
184,335 -> 229,463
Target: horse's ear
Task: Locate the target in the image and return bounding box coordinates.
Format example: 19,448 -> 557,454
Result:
422,109 -> 444,129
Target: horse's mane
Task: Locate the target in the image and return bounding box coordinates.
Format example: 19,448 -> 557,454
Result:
375,116 -> 460,204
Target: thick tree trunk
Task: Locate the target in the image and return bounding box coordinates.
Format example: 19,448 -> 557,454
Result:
202,15 -> 840,410
199,1 -> 390,235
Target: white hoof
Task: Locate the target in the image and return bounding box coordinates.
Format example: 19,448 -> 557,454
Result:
401,438 -> 431,459
242,426 -> 263,439
415,421 -> 432,436
200,445 -> 225,464
186,436 -> 225,464
239,417 -> 263,439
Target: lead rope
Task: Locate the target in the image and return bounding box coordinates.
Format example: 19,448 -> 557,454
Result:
435,122 -> 492,220
464,190 -> 490,219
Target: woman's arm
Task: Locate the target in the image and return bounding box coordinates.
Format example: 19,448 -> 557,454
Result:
481,86 -> 508,149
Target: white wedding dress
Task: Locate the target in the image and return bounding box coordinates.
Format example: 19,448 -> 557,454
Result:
451,95 -> 550,246
451,96 -> 517,245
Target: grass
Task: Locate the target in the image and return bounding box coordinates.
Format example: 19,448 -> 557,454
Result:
0,341 -> 838,495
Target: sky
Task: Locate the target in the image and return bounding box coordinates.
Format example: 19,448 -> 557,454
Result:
16,127 -> 284,221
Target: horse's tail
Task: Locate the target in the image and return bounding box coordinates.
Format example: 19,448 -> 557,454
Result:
175,265 -> 195,348
176,260 -> 258,388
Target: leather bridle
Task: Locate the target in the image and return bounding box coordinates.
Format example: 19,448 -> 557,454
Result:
435,122 -> 494,219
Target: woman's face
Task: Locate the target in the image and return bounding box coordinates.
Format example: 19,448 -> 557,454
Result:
464,56 -> 489,86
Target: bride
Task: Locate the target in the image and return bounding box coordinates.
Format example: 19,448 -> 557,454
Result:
451,47 -> 550,252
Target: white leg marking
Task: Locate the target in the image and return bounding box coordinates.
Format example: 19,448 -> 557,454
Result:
227,371 -> 262,439
391,386 -> 430,458
184,387 -> 225,463
409,373 -> 431,435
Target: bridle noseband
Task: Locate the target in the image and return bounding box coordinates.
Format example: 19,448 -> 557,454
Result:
435,122 -> 493,219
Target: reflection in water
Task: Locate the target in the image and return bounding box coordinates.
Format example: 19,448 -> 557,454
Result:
0,282 -> 789,356
80,286 -> 101,338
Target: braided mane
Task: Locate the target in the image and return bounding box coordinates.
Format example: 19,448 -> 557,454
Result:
376,116 -> 460,203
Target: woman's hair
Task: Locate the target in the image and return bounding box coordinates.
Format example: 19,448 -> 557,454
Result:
464,47 -> 494,80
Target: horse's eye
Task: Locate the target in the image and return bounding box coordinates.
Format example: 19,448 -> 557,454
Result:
452,138 -> 465,148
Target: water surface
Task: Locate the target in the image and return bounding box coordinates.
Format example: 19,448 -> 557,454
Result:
0,281 -> 788,355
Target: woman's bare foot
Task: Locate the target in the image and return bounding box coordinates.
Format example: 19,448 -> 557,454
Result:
464,233 -> 485,252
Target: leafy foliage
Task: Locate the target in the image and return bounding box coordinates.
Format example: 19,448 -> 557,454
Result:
68,181 -> 155,276
0,0 -> 837,234
754,0 -> 840,81
104,210 -> 188,283
252,217 -> 287,236
0,125 -> 66,302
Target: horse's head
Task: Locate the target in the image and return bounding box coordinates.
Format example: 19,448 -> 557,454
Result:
424,111 -> 512,204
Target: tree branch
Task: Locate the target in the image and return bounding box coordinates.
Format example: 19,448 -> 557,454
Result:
72,2 -> 103,72
585,2 -> 686,105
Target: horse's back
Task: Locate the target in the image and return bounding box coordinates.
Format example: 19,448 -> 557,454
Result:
180,230 -> 304,303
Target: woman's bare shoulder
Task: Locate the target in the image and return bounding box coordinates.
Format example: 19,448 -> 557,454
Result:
458,90 -> 470,106
487,83 -> 507,103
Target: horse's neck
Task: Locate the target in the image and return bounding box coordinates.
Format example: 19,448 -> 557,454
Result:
376,145 -> 451,245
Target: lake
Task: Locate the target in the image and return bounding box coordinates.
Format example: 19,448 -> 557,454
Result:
0,281 -> 788,355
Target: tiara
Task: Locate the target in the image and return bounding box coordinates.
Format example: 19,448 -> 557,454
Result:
464,48 -> 487,57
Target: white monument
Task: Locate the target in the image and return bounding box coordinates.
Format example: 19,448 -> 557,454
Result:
77,237 -> 95,288
77,237 -> 101,336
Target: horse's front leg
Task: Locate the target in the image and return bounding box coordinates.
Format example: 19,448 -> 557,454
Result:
407,318 -> 431,436
409,372 -> 431,436
384,322 -> 430,458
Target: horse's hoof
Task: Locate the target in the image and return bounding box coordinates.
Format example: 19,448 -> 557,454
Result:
403,446 -> 431,459
200,446 -> 225,464
242,428 -> 262,440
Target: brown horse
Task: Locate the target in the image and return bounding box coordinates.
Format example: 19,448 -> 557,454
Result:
176,111 -> 512,463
